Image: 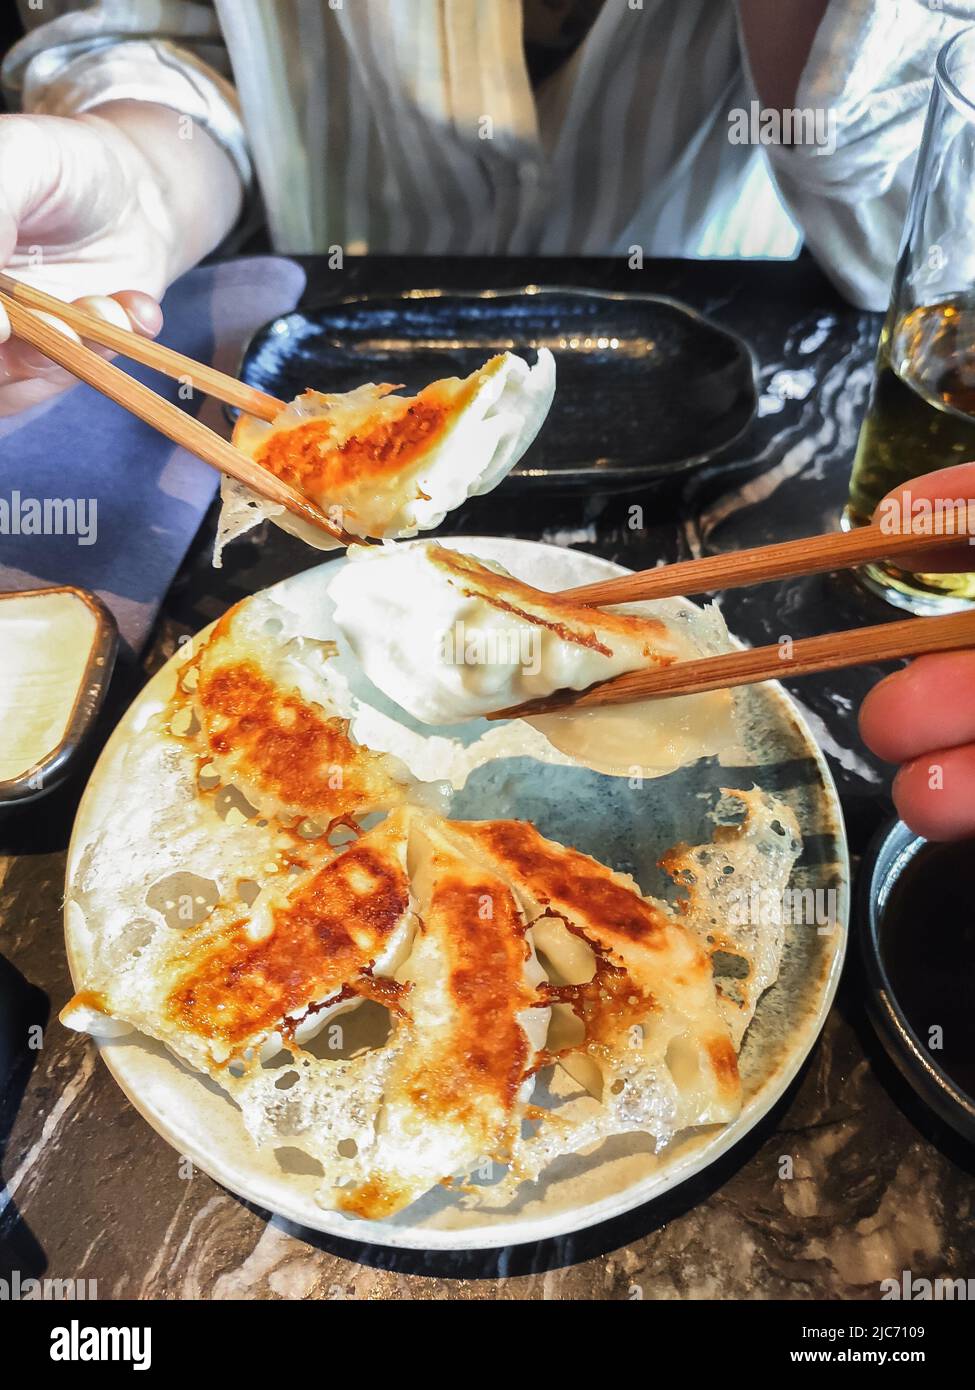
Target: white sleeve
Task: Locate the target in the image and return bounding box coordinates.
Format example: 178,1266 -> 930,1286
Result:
2,1 -> 253,196
737,0 -> 975,309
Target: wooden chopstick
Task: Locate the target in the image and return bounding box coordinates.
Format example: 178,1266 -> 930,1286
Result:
0,272 -> 285,421
562,511 -> 975,607
0,291 -> 347,542
487,609 -> 975,718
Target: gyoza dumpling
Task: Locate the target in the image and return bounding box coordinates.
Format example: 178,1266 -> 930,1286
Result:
335,814 -> 550,1219
61,808 -> 418,1072
329,540 -> 739,777
182,593 -> 423,830
330,541 -> 686,723
436,815 -> 742,1140
216,351 -> 555,564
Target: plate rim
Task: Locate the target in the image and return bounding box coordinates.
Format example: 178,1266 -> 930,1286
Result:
64,536 -> 849,1252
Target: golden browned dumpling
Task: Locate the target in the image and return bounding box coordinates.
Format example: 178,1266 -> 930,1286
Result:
216,351 -> 555,562
186,595 -> 415,830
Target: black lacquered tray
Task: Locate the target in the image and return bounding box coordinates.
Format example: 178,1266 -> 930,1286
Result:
238,286 -> 757,491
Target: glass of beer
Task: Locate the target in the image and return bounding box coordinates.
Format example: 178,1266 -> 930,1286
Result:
846,27 -> 975,614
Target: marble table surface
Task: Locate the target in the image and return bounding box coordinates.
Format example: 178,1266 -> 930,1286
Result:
2,255 -> 973,1299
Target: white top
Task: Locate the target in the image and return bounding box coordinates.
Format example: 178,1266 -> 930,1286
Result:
5,0 -> 975,308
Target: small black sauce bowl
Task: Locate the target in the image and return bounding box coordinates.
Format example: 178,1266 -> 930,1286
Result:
0,586 -> 118,806
857,816 -> 975,1144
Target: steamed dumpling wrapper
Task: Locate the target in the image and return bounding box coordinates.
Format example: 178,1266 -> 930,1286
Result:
329,540 -> 740,777
216,351 -> 555,564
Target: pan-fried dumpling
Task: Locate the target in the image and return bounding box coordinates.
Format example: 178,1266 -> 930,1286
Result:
437,817 -> 742,1143
331,541 -> 689,722
216,351 -> 555,564
183,594 -> 420,830
330,540 -> 738,777
335,815 -> 550,1218
61,809 -> 418,1071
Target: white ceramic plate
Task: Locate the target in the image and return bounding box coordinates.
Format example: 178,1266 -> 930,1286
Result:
64,538 -> 848,1251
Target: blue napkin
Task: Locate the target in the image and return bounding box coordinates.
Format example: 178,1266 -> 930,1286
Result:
0,256 -> 305,653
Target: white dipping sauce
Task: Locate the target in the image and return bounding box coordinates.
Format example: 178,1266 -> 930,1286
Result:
0,590 -> 97,782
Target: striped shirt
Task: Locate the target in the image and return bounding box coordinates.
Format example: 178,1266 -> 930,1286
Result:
5,1 -> 975,307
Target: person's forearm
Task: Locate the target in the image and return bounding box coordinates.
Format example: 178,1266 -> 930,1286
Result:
737,0 -> 831,112
84,100 -> 244,283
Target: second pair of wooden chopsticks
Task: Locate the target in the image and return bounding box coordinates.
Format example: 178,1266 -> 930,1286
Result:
488,511 -> 975,716
489,609 -> 975,717
0,275 -> 349,543
560,513 -> 975,606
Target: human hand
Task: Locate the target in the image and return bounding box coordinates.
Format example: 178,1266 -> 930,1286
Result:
859,462 -> 975,840
0,101 -> 242,417
0,111 -> 174,415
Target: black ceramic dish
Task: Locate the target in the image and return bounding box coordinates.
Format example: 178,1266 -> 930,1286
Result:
0,586 -> 118,806
857,816 -> 975,1143
237,287 -> 758,492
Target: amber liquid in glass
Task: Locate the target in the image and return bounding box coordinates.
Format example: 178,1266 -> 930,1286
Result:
846,296 -> 975,610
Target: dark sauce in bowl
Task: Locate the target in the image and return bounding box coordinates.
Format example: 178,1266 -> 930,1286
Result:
879,840 -> 975,1098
